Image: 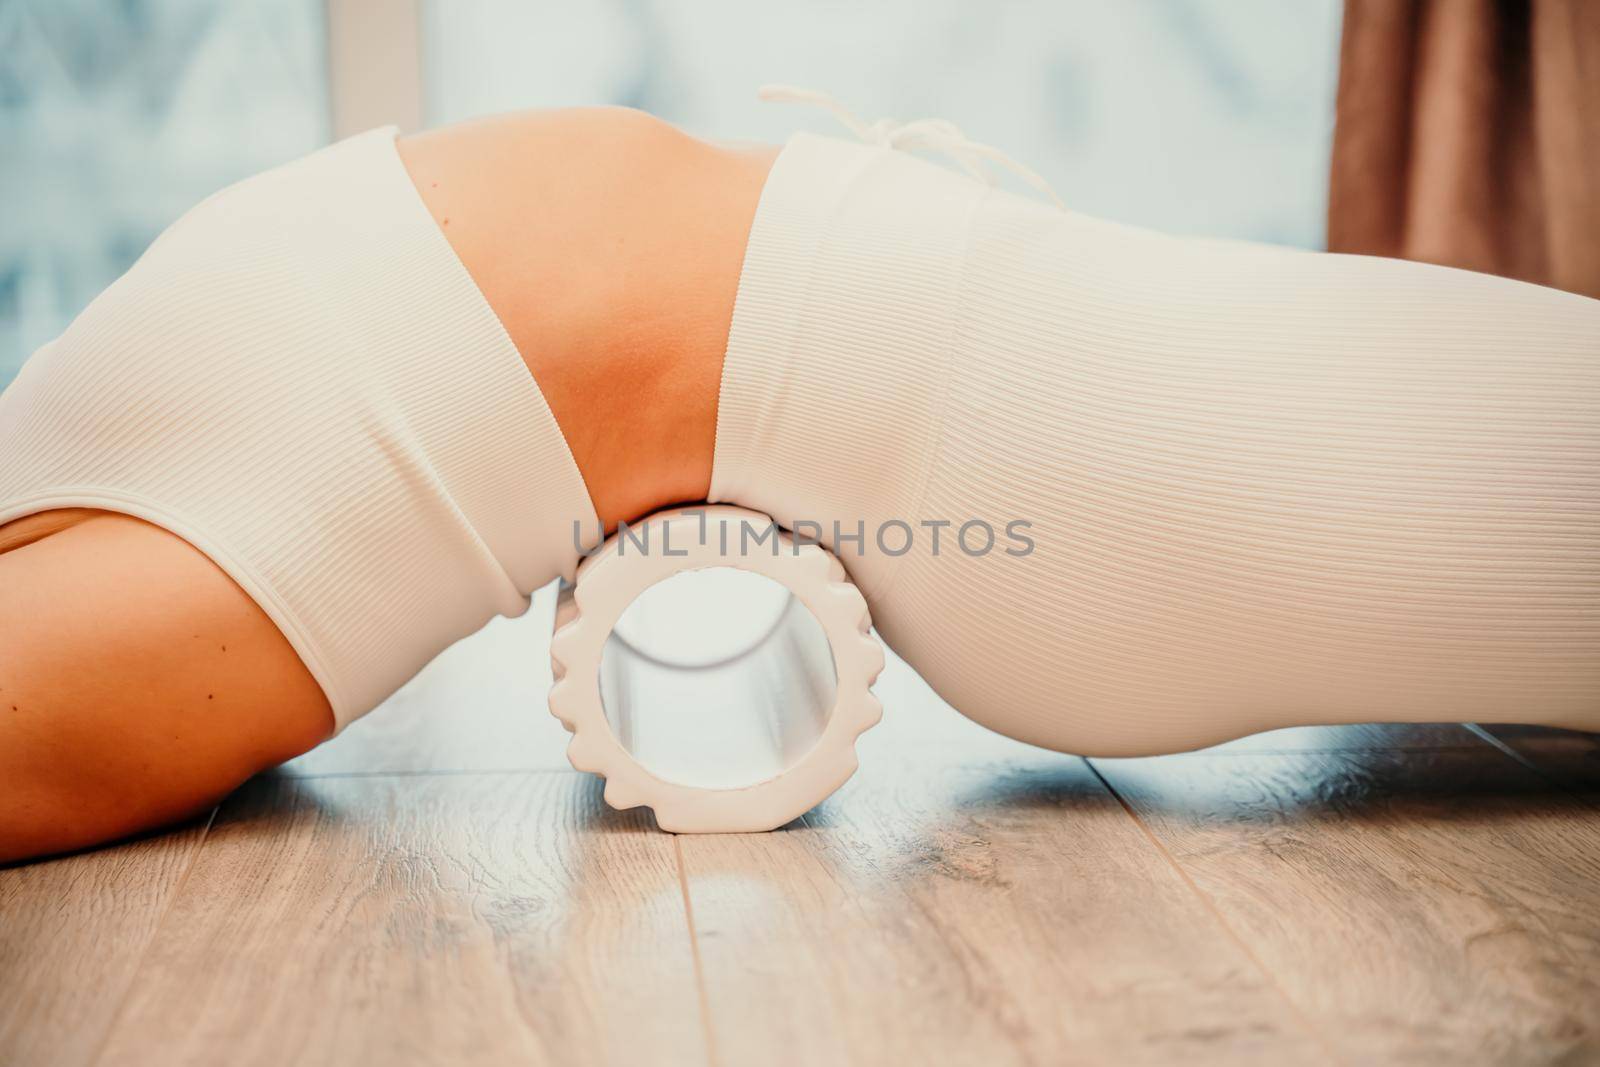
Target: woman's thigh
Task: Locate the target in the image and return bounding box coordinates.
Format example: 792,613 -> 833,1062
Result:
0,511 -> 332,862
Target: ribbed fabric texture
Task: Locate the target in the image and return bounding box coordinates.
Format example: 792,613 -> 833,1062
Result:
0,127 -> 599,730
714,131 -> 1600,755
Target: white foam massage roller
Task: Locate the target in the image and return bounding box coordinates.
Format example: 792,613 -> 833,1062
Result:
548,505 -> 886,832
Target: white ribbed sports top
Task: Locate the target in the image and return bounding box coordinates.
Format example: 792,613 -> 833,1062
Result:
0,128 -> 598,729
714,129 -> 1600,755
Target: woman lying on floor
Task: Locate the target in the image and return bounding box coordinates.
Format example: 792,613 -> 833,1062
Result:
3,95 -> 1598,863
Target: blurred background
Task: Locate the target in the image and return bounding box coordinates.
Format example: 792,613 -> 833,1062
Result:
0,0 -> 1342,388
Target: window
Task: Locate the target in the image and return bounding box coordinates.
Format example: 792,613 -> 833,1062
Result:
420,0 -> 1341,244
1,0 -> 327,384
1,1 -> 1341,388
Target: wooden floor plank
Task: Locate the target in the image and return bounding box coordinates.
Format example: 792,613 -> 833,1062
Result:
678,682 -> 1330,1066
0,818 -> 212,1067
285,584 -> 574,776
92,770 -> 707,1067
14,629 -> 1594,1067
1093,747 -> 1600,1064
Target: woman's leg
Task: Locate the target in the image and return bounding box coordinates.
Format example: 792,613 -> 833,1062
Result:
0,512 -> 331,863
709,130 -> 1600,755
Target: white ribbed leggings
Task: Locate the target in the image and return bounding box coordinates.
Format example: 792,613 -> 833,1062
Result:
712,130 -> 1600,755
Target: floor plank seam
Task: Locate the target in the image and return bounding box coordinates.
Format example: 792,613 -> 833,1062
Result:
279,766 -> 582,780
1134,743 -> 1487,759
672,834 -> 722,1067
1463,724 -> 1600,809
1083,759 -> 1347,1067
82,804 -> 219,1067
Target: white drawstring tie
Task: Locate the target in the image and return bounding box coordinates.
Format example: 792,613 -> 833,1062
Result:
757,84 -> 1065,211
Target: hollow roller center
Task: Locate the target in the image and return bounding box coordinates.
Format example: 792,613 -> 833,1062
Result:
548,505 -> 885,833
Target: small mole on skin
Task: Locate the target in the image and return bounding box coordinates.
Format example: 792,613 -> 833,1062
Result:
431,181 -> 438,188
221,645 -> 227,652
208,694 -> 214,700
442,217 -> 450,226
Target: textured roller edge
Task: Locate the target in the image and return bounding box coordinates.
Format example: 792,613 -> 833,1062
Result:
548,505 -> 885,833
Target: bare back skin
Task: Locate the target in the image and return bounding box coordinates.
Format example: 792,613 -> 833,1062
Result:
0,109 -> 774,863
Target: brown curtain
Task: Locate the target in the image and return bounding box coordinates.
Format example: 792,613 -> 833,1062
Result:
1328,0 -> 1600,298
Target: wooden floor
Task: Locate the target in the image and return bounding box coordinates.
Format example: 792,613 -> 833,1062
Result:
5,585 -> 1600,1066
